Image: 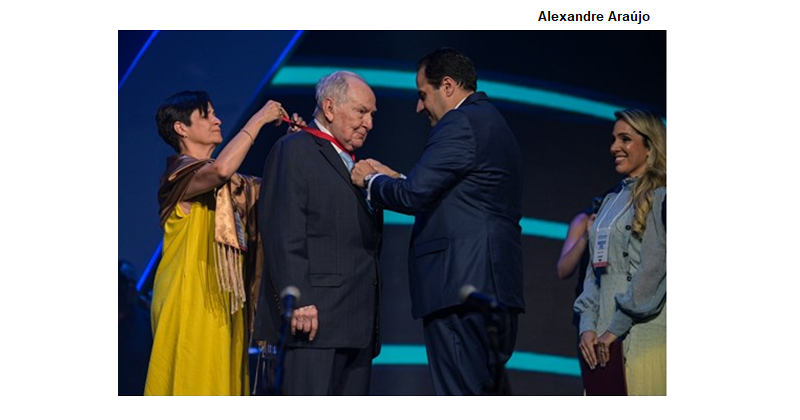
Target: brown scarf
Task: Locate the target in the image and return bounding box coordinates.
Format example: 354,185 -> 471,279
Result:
158,155 -> 262,322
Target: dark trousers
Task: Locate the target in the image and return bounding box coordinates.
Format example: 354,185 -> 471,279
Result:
283,346 -> 373,395
423,306 -> 518,395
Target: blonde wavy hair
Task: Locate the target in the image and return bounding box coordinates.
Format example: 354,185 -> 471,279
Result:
614,109 -> 666,238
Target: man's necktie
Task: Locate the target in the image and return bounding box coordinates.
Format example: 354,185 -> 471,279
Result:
339,151 -> 354,173
339,150 -> 374,214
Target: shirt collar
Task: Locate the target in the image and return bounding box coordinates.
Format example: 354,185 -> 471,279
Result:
454,96 -> 468,110
622,176 -> 637,189
314,118 -> 343,154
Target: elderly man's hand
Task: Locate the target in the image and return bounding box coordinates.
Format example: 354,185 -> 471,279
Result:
291,305 -> 319,341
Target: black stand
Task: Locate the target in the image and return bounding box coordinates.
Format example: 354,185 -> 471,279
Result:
252,343 -> 276,396
271,312 -> 292,395
483,310 -> 511,396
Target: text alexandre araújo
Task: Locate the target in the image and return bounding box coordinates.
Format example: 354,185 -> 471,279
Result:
539,11 -> 650,24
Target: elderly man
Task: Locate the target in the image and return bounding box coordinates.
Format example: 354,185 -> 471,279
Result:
255,71 -> 382,395
352,48 -> 525,395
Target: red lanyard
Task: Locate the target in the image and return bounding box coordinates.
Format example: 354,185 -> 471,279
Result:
283,117 -> 354,161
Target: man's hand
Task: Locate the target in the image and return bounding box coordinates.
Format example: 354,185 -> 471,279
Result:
291,305 -> 319,341
351,161 -> 377,188
364,159 -> 402,178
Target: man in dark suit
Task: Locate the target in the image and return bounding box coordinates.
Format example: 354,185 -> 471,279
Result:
352,48 -> 524,395
254,71 -> 381,395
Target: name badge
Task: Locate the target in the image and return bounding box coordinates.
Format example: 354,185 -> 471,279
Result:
593,227 -> 610,268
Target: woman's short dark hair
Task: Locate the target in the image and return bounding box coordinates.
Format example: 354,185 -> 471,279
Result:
155,90 -> 211,153
417,47 -> 478,92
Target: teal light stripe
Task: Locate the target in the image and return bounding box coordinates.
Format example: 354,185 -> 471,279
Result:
272,66 -> 413,90
481,80 -> 619,121
271,66 -> 621,121
519,218 -> 569,240
507,351 -> 581,377
383,210 -> 415,226
373,344 -> 580,377
373,344 -> 429,366
385,211 -> 567,240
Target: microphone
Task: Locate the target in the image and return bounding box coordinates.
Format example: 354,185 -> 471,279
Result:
280,286 -> 301,320
273,285 -> 301,396
460,285 -> 503,312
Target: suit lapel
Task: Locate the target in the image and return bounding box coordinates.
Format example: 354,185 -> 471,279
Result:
308,125 -> 376,223
316,136 -> 352,185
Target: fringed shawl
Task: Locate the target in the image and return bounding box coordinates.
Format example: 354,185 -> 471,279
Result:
157,155 -> 263,329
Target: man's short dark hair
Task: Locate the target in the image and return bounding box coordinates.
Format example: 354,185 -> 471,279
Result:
417,47 -> 478,92
155,90 -> 212,153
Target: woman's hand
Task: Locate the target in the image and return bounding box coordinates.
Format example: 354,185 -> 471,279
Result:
596,331 -> 618,367
579,331 -> 599,370
256,100 -> 287,126
287,112 -> 306,133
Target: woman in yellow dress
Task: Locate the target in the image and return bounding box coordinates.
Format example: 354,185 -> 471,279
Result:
145,91 -> 289,395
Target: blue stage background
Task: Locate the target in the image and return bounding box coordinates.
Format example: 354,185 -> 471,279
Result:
118,30 -> 665,395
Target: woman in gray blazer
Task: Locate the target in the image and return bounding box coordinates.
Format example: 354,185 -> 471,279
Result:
574,108 -> 667,395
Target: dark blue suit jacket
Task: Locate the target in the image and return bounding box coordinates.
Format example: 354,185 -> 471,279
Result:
254,124 -> 382,355
370,92 -> 524,319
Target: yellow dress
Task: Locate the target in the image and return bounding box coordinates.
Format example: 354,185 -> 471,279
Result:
144,194 -> 249,395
